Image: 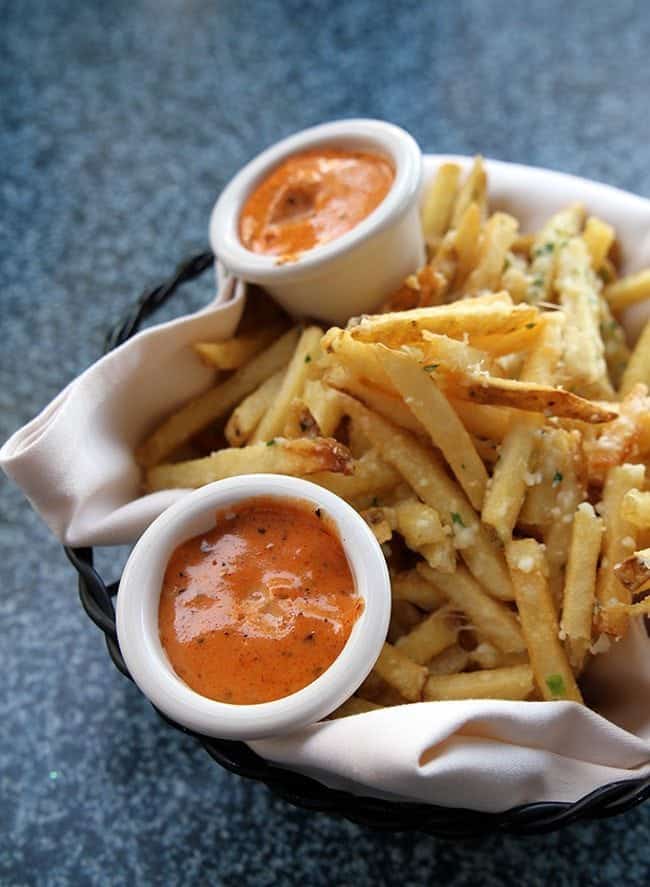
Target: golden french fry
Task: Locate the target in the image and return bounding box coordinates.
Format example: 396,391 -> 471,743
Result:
361,507 -> 393,544
620,489 -> 650,529
462,213 -> 518,295
449,373 -> 616,423
582,216 -> 614,271
613,547 -> 650,593
452,202 -> 482,288
348,297 -> 538,348
506,539 -> 583,703
451,156 -> 487,227
620,321 -> 650,397
597,463 -> 646,636
418,332 -> 498,374
308,448 -> 400,502
145,436 -> 352,491
376,346 -> 489,510
584,385 -> 650,483
329,697 -> 381,719
482,416 -> 542,542
555,237 -> 613,399
136,327 -> 301,467
251,326 -> 323,443
423,665 -> 534,701
395,604 -> 462,664
324,364 -> 423,435
194,322 -> 286,370
468,642 -> 528,670
448,398 -> 511,441
421,163 -> 461,239
604,269 -> 650,313
526,203 -> 586,303
224,368 -> 286,446
391,570 -> 445,611
518,312 -> 565,385
301,379 -> 345,437
417,563 -> 525,653
560,503 -> 603,671
334,392 -> 513,599
373,643 -> 427,702
426,644 -> 470,676
392,499 -> 448,546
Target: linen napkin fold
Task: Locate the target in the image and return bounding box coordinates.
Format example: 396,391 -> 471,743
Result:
3,156 -> 650,811
0,273 -> 245,546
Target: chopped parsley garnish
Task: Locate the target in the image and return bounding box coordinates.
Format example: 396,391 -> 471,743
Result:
371,496 -> 380,507
532,275 -> 544,288
304,354 -> 312,363
451,512 -> 465,527
533,242 -> 554,257
525,322 -> 536,329
503,257 -> 510,271
545,673 -> 566,697
266,438 -> 276,446
423,363 -> 439,373
552,470 -> 563,486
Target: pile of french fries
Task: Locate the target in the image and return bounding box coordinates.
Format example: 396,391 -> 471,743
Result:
136,158 -> 650,716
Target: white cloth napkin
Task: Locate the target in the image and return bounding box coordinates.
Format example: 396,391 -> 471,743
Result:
3,157 -> 650,811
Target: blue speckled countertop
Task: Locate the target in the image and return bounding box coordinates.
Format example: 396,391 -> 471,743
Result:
2,0 -> 650,883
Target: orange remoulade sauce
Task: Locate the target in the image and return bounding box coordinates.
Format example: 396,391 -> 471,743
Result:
159,497 -> 363,704
238,148 -> 395,257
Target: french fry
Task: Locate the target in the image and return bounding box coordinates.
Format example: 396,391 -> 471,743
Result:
224,368 -> 286,446
506,539 -> 583,703
301,379 -> 345,437
599,297 -> 630,390
391,570 -> 445,611
136,327 -> 301,467
362,506 -> 394,544
426,644 -> 470,676
597,463 -> 646,636
324,364 -> 423,434
448,398 -> 511,441
308,449 -> 400,502
451,156 -> 487,227
620,489 -> 650,529
560,502 -> 603,671
539,429 -> 584,603
373,643 -> 427,702
620,321 -> 650,397
452,202 -> 482,288
462,213 -> 518,295
334,392 -> 513,599
376,346 -> 489,510
526,203 -> 586,303
584,385 -> 650,483
349,297 -> 538,348
395,604 -> 462,664
421,163 -> 461,240
417,564 -> 525,653
604,269 -> 650,313
418,332 -> 498,374
613,547 -> 650,594
194,322 -> 286,370
518,312 -> 565,385
145,436 -> 352,491
392,499 -> 448,545
329,697 -> 381,719
482,416 -> 542,542
468,642 -> 529,670
251,326 -> 323,443
582,216 -> 614,271
449,373 -> 616,423
555,237 -> 613,399
423,665 -> 534,702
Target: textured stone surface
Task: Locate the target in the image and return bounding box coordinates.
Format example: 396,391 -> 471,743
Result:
2,0 -> 650,883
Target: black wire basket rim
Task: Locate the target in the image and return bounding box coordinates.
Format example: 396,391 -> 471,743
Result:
67,251 -> 650,838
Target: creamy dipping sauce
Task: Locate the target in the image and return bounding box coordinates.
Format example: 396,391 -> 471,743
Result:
238,148 -> 395,258
159,496 -> 363,704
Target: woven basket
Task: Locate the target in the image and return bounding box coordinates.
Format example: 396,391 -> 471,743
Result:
66,253 -> 650,838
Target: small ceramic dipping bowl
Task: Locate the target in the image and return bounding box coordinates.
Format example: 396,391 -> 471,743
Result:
210,119 -> 424,326
116,474 -> 391,740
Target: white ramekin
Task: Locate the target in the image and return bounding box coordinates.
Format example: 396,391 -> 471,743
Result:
116,474 -> 391,739
210,119 -> 425,326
